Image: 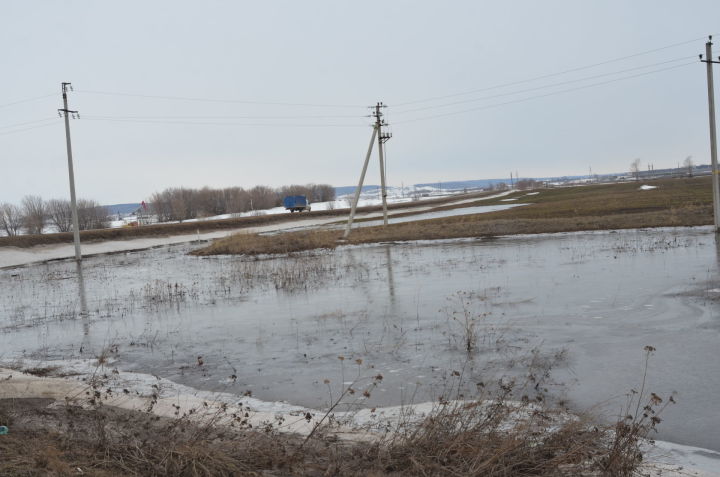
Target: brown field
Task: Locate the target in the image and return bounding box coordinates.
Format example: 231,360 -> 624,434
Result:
195,177 -> 713,256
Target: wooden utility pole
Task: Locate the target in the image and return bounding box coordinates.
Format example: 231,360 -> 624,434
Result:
59,82 -> 82,260
701,37 -> 720,233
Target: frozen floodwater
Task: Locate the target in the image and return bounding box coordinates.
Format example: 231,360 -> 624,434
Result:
0,226 -> 718,451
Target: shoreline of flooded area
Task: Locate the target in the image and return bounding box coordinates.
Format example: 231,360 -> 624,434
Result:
1,226 -> 718,451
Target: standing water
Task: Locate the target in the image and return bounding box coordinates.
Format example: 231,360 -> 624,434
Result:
0,226 -> 718,450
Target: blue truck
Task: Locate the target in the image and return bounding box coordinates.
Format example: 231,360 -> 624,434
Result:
283,195 -> 311,212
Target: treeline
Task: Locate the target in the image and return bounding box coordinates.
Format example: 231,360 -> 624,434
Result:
0,195 -> 109,236
148,184 -> 335,222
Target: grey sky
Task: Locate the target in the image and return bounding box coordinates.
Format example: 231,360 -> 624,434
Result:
1,1 -> 719,205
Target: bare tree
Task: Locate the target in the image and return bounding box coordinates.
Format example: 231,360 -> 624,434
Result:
248,185 -> 276,210
0,203 -> 23,236
196,186 -> 227,217
21,195 -> 46,235
683,156 -> 694,177
77,199 -> 109,230
149,191 -> 173,222
312,184 -> 336,202
630,158 -> 641,182
46,198 -> 73,232
224,187 -> 251,214
146,182 -> 337,223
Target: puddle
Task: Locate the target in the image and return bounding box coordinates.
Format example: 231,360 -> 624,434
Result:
0,227 -> 718,450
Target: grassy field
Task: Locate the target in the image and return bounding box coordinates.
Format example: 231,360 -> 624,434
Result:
195,177 -> 713,256
0,190 -> 494,249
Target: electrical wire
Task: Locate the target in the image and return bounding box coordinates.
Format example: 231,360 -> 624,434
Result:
0,93 -> 56,110
81,117 -> 369,128
83,113 -> 368,120
0,121 -> 59,137
74,90 -> 366,109
0,117 -> 59,131
393,35 -> 710,107
393,61 -> 695,125
393,56 -> 695,114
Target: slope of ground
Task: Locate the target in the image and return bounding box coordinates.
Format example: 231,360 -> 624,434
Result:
194,177 -> 712,256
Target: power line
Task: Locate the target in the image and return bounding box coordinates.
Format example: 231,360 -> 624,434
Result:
83,112 -> 367,120
75,89 -> 366,109
0,93 -> 55,110
81,117 -> 368,128
393,61 -> 695,125
393,56 -> 694,115
0,117 -> 58,130
393,35 -> 710,107
0,121 -> 59,137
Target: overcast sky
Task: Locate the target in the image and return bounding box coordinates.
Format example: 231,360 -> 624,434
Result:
1,1 -> 719,205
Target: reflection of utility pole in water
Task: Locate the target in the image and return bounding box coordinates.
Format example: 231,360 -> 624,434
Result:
384,245 -> 396,304
75,261 -> 89,338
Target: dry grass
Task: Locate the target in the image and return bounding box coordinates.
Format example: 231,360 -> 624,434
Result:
0,347 -> 668,476
198,230 -> 341,256
0,394 -> 661,477
195,177 -> 713,256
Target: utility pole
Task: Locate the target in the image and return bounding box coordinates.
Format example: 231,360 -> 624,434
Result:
343,101 -> 392,238
374,102 -> 391,226
701,37 -> 720,233
59,82 -> 82,260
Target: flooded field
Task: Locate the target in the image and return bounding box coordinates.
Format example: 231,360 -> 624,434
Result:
1,226 -> 718,450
